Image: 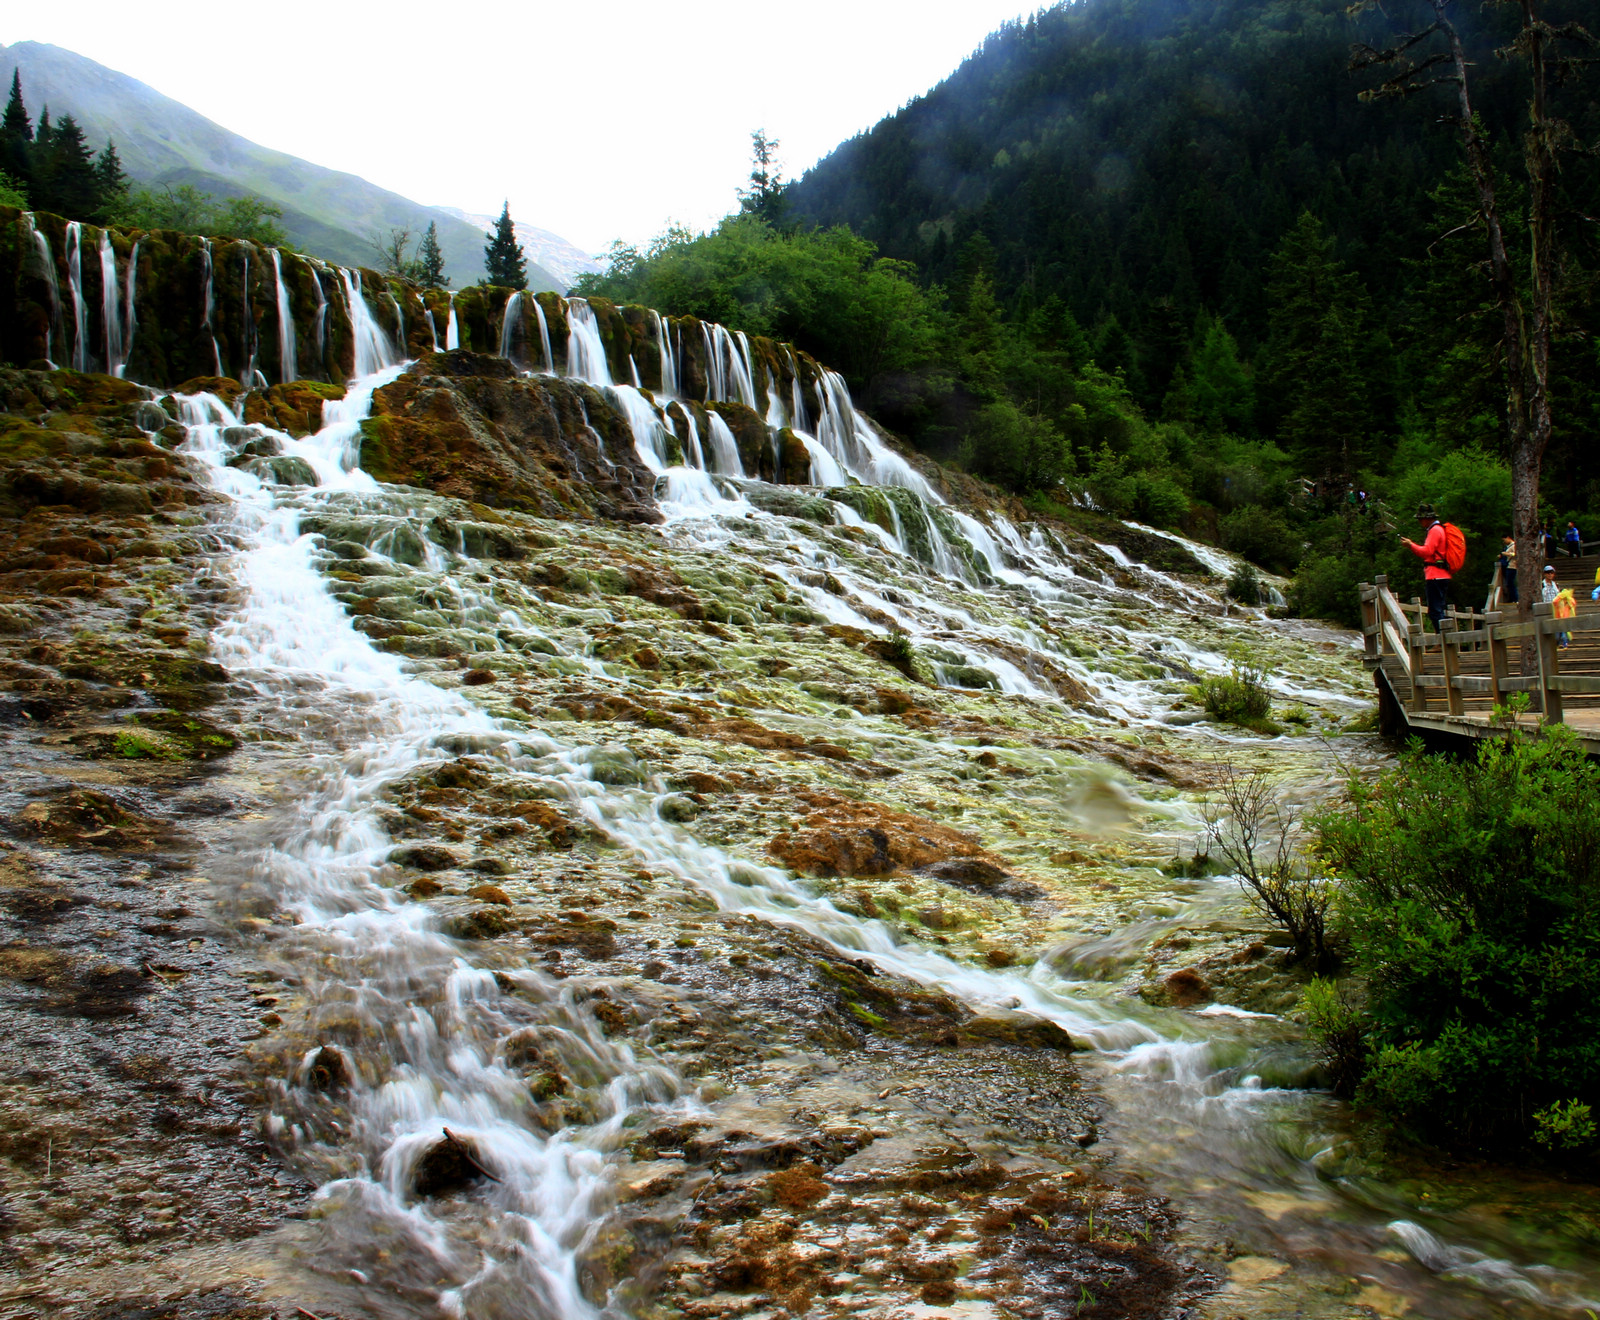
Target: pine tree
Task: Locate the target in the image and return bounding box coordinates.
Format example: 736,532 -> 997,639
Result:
93,140 -> 128,221
417,221 -> 449,288
737,129 -> 786,224
1256,212 -> 1377,475
34,114 -> 99,220
1,69 -> 31,189
483,202 -> 527,289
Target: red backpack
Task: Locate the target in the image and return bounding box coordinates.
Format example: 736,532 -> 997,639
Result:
1438,523 -> 1467,573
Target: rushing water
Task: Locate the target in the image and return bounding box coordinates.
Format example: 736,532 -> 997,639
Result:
87,259 -> 1594,1317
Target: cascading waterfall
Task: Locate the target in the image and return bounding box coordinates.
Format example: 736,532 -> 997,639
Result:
445,291 -> 459,351
387,290 -> 406,354
565,300 -> 611,385
65,221 -> 88,372
99,230 -> 124,379
243,251 -> 266,387
651,308 -> 675,394
424,306 -> 440,351
307,258 -> 328,365
200,238 -> 223,376
341,269 -> 397,378
498,291 -> 522,362
532,297 -> 554,373
121,239 -> 139,377
271,249 -> 298,384
25,214 -> 63,367
705,411 -> 743,477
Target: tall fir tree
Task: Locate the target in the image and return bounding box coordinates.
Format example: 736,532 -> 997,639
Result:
483,202 -> 527,289
34,114 -> 99,221
93,140 -> 128,221
737,129 -> 786,225
417,221 -> 449,288
1,69 -> 31,190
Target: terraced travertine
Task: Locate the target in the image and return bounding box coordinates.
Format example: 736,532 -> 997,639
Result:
10,359 -> 1502,1320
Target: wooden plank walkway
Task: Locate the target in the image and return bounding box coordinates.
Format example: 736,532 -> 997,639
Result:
1360,556 -> 1600,754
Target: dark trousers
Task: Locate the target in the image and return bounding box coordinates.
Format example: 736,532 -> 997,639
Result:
1502,567 -> 1518,604
1425,579 -> 1449,631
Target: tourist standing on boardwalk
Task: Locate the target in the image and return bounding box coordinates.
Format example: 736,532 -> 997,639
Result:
1401,504 -> 1451,630
1565,521 -> 1583,556
1499,535 -> 1518,604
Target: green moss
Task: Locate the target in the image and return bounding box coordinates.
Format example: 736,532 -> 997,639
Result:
112,729 -> 182,761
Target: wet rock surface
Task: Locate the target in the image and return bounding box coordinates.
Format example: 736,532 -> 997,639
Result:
13,358 -> 1570,1320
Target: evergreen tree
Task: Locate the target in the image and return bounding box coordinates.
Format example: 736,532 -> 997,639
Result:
1,69 -> 31,189
93,140 -> 128,221
32,113 -> 100,220
1256,212 -> 1377,475
483,202 -> 527,289
1189,317 -> 1254,434
417,221 -> 449,288
737,129 -> 786,225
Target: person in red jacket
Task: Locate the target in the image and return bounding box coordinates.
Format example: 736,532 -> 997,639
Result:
1400,503 -> 1450,630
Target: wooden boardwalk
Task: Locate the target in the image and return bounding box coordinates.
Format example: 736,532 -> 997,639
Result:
1360,556 -> 1600,754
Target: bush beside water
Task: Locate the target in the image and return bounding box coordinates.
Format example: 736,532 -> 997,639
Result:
1309,729 -> 1600,1157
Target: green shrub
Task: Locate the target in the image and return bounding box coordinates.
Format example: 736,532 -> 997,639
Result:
1533,1100 -> 1597,1153
1227,561 -> 1262,606
1195,649 -> 1273,728
1311,728 -> 1600,1151
1221,505 -> 1297,573
1303,977 -> 1366,1096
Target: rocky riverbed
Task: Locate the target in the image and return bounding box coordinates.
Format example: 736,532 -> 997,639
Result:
27,351 -> 1592,1320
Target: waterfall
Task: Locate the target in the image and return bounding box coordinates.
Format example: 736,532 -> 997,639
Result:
424,307 -> 439,351
532,296 -> 554,373
498,291 -> 522,362
65,222 -> 88,372
445,292 -> 459,350
99,230 -> 124,378
271,250 -> 298,384
565,299 -> 611,386
705,410 -> 744,477
25,214 -> 63,367
730,330 -> 758,409
676,407 -> 705,468
201,239 -> 223,376
653,309 -> 675,395
787,348 -> 808,432
340,269 -> 399,378
386,290 -> 406,353
122,239 -> 139,377
243,251 -> 265,387
699,322 -> 724,401
307,259 -> 328,366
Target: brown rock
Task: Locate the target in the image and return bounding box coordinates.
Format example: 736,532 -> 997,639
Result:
462,668 -> 496,686
467,884 -> 512,905
1163,968 -> 1212,1008
767,797 -> 993,878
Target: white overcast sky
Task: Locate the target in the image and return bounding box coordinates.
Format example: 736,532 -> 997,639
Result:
6,1 -> 1042,256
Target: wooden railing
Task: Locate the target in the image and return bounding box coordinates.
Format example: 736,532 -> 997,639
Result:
1359,573 -> 1600,724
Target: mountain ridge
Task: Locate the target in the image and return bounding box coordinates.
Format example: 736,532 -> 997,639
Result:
0,40 -> 569,292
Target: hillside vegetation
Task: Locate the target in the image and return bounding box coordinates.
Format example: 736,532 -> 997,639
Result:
582,0 -> 1599,624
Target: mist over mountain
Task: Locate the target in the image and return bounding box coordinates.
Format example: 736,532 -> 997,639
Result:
0,40 -> 568,291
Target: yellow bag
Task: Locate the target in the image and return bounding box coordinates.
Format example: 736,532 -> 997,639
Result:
1554,588 -> 1577,620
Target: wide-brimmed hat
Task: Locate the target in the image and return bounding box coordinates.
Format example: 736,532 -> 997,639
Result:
1414,502 -> 1437,521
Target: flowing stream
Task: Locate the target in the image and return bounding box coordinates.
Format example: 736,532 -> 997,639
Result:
115,272 -> 1600,1318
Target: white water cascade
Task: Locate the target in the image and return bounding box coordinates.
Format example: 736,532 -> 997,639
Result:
272,249 -> 298,384
121,239 -> 139,378
445,292 -> 459,351
532,297 -> 554,373
65,222 -> 88,372
24,214 -> 63,367
200,238 -> 223,376
308,259 -> 328,366
99,230 -> 124,379
341,269 -> 398,378
498,291 -> 522,362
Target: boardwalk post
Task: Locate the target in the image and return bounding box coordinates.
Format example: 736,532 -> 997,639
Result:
1407,599 -> 1427,713
1360,583 -> 1379,664
1440,613 -> 1465,716
1487,611 -> 1508,708
1535,601 -> 1564,723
